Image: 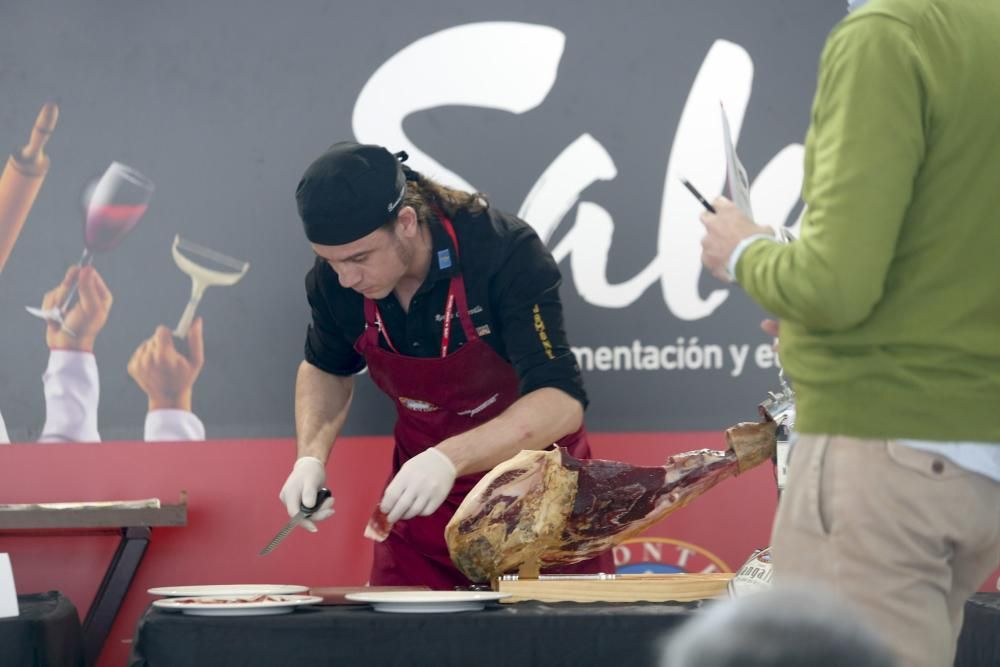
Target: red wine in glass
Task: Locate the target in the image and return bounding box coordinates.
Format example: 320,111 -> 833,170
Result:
25,161 -> 153,332
84,203 -> 148,254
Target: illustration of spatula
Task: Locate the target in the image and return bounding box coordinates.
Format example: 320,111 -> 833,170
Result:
171,235 -> 249,348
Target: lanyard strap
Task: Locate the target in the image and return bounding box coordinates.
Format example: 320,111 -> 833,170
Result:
368,212 -> 468,359
372,305 -> 398,354
439,290 -> 456,358
373,279 -> 456,359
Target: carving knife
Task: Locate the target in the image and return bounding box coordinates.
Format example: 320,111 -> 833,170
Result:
259,487 -> 332,556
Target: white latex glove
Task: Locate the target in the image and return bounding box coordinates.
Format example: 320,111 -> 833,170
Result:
380,448 -> 457,524
279,456 -> 335,533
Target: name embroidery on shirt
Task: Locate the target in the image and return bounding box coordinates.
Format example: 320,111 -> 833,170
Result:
435,305 -> 482,321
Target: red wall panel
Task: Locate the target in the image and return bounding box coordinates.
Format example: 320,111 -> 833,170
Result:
1,435 -> 996,666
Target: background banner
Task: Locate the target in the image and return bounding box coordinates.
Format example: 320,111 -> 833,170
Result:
0,0 -> 844,441
3,6 -> 999,665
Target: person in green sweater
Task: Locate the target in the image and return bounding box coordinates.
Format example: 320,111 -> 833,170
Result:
699,1 -> 1000,666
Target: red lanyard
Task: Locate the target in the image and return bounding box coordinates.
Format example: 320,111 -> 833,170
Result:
373,212 -> 461,358
439,289 -> 456,358
373,307 -> 397,353
373,280 -> 456,358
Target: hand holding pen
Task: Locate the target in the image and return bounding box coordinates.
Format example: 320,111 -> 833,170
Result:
681,178 -> 716,213
684,178 -> 776,282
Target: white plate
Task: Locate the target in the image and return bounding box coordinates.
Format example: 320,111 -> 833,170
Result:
147,584 -> 309,597
153,594 -> 322,616
344,590 -> 511,613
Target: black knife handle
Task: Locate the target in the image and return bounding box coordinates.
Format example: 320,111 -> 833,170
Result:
300,487 -> 332,515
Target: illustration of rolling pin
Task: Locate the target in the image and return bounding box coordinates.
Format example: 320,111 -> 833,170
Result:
0,102 -> 59,274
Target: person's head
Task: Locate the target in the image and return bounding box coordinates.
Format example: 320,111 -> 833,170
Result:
295,141 -> 486,297
661,584 -> 896,667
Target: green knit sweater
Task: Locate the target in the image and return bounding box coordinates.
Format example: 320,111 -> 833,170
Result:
737,0 -> 1000,442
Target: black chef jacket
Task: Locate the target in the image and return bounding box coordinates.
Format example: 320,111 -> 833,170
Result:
303,205 -> 588,408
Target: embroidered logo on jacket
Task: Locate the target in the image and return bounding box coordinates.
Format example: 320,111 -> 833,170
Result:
532,304 -> 555,359
457,393 -> 500,417
437,249 -> 452,269
399,397 -> 439,413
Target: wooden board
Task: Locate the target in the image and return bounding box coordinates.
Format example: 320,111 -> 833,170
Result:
497,572 -> 733,603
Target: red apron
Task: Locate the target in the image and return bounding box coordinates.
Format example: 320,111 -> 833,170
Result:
354,216 -> 614,589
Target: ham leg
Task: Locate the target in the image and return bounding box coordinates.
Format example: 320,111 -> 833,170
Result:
444,417 -> 776,582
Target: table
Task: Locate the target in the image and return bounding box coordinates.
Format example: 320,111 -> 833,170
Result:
0,591 -> 85,667
0,498 -> 187,667
128,593 -> 1000,667
128,600 -> 698,667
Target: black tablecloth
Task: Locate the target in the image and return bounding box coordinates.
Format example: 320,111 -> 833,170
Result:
955,593 -> 1000,667
0,591 -> 85,667
128,593 -> 1000,667
128,600 -> 699,667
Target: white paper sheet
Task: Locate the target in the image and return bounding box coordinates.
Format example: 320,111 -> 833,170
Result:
0,499 -> 161,511
0,553 -> 18,618
721,102 -> 754,217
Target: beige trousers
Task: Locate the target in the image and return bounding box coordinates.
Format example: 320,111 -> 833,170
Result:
771,435 -> 1000,667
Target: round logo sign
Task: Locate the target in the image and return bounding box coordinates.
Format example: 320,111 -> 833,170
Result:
613,537 -> 730,574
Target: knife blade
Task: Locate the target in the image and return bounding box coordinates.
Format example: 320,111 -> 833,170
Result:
259,487 -> 332,556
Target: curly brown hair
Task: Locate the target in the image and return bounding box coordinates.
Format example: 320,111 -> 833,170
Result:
401,168 -> 489,224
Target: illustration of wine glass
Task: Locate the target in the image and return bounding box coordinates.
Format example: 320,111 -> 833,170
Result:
26,161 -> 153,335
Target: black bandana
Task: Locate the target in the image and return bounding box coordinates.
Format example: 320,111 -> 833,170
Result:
295,141 -> 408,246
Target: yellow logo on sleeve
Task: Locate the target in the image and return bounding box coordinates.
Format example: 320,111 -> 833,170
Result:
532,304 -> 555,359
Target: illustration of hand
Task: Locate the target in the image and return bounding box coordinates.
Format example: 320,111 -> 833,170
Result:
42,265 -> 113,352
127,318 -> 204,411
